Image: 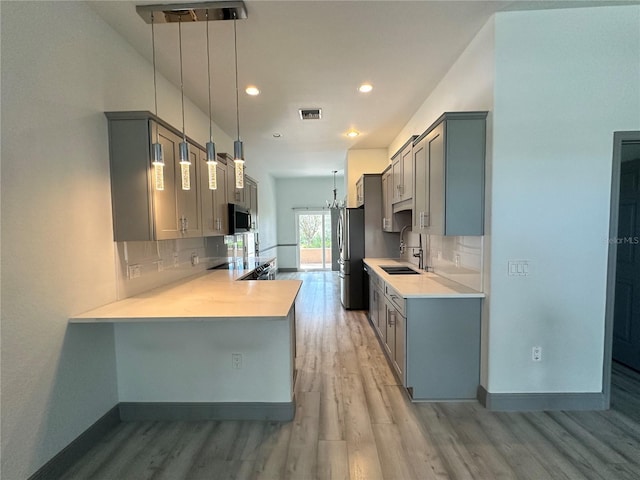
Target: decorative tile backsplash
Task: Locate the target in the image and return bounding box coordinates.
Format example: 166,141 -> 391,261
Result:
401,231 -> 483,291
115,236 -> 228,299
428,235 -> 483,291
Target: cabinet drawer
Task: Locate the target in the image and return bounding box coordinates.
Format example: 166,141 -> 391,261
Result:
384,284 -> 405,317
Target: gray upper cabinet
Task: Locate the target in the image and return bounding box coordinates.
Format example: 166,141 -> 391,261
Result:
390,136 -> 417,211
356,176 -> 365,207
381,167 -> 393,231
413,112 -> 487,236
200,153 -> 229,236
179,141 -> 203,238
106,111 -> 202,241
246,176 -> 258,229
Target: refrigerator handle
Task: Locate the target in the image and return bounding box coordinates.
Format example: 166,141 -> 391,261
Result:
343,210 -> 350,260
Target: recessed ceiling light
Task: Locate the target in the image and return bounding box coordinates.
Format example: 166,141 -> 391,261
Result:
273,133 -> 282,138
358,83 -> 373,93
245,86 -> 260,96
346,130 -> 360,138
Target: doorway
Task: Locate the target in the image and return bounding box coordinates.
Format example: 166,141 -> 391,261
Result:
605,131 -> 640,408
296,211 -> 332,270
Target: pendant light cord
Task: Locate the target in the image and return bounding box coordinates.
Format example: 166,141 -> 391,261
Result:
233,16 -> 240,141
206,11 -> 213,142
151,12 -> 159,143
178,17 -> 186,141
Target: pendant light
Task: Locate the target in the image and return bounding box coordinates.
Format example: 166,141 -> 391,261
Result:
150,12 -> 165,191
204,10 -> 217,190
327,170 -> 340,209
177,15 -> 191,191
232,13 -> 245,189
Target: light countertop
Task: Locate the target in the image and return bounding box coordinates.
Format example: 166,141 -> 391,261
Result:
364,258 -> 484,299
70,267 -> 302,323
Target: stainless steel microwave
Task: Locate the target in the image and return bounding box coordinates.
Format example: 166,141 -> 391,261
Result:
228,203 -> 251,234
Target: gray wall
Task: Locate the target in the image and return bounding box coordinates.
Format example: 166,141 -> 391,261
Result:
0,2 -> 235,478
275,176 -> 344,269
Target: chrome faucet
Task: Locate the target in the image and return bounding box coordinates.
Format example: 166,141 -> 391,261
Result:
399,224 -> 425,270
399,224 -> 411,254
413,234 -> 424,270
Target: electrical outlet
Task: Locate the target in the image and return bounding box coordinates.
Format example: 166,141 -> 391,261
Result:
173,253 -> 179,268
231,353 -> 243,369
128,264 -> 141,279
532,346 -> 542,362
191,253 -> 199,266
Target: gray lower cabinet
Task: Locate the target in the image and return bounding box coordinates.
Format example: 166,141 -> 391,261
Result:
377,283 -> 386,344
369,275 -> 380,331
368,271 -> 481,400
200,153 -> 229,236
368,272 -> 386,343
106,111 -> 202,241
413,111 -> 487,236
384,283 -> 406,382
405,297 -> 481,400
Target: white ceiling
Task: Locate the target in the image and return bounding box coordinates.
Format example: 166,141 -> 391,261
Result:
88,0 -> 633,178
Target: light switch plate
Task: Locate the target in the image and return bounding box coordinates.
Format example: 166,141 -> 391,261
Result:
508,260 -> 530,276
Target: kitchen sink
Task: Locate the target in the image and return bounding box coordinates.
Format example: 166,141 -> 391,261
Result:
380,265 -> 420,275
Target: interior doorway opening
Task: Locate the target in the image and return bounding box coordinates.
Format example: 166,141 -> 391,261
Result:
606,131 -> 640,408
296,210 -> 332,270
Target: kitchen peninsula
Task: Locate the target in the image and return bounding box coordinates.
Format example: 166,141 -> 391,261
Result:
71,265 -> 302,421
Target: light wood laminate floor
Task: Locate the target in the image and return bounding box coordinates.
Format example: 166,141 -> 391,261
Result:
61,271 -> 640,479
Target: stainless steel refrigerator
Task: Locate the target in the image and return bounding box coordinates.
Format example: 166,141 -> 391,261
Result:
338,208 -> 365,309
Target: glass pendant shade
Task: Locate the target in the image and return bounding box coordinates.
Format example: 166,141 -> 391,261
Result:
234,139 -> 244,189
206,141 -> 217,190
151,142 -> 164,191
179,141 -> 190,190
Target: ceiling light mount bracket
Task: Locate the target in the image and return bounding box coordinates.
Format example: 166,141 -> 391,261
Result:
136,1 -> 247,24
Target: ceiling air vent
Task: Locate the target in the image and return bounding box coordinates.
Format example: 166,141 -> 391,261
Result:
299,108 -> 322,120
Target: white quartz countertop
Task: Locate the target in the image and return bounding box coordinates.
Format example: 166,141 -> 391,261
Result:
364,258 -> 485,299
70,269 -> 302,323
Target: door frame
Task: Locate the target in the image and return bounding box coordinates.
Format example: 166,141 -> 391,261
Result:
604,130 -> 640,408
295,209 -> 332,271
